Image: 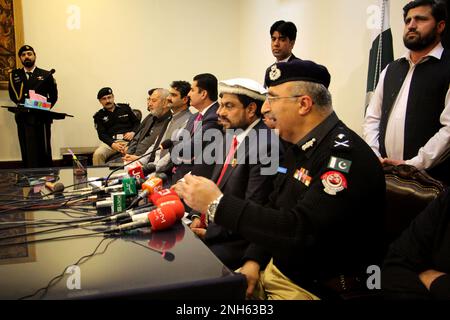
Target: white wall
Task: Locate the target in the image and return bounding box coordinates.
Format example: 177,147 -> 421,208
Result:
0,0 -> 411,162
238,0 -> 410,134
0,0 -> 241,161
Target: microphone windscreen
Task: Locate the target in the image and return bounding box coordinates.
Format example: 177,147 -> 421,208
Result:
148,206 -> 176,231
160,139 -> 173,150
158,199 -> 185,220
155,172 -> 168,183
143,163 -> 156,175
149,189 -> 178,205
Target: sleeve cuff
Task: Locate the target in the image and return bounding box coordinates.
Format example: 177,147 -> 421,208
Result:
430,274 -> 450,300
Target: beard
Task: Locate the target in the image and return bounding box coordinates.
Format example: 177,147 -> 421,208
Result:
22,59 -> 35,68
404,26 -> 438,51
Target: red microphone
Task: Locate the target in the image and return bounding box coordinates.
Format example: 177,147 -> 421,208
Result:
148,206 -> 177,231
149,189 -> 179,204
127,162 -> 145,180
158,199 -> 185,221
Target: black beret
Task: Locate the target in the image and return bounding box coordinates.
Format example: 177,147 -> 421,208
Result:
97,87 -> 113,99
265,60 -> 331,89
18,45 -> 35,56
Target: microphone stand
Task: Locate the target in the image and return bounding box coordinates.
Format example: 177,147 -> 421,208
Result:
104,144 -> 168,187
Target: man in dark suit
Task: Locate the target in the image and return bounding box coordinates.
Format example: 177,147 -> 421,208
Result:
188,78 -> 280,269
171,73 -> 222,183
8,45 -> 58,168
270,20 -> 300,63
263,20 -> 301,125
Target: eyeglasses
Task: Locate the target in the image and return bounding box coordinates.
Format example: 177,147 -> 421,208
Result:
265,94 -> 304,105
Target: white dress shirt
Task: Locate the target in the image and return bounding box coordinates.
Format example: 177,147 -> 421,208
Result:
363,42 -> 450,170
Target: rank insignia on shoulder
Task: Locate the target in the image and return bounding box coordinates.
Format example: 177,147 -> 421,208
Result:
294,168 -> 312,187
328,156 -> 352,174
333,133 -> 352,150
321,171 -> 348,195
231,158 -> 237,168
301,138 -> 316,152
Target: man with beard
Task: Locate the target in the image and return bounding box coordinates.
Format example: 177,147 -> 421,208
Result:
364,0 -> 450,184
138,81 -> 193,172
93,87 -> 140,165
188,78 -> 279,269
121,88 -> 172,163
8,45 -> 58,168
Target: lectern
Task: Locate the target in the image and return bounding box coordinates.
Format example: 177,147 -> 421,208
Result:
2,105 -> 73,168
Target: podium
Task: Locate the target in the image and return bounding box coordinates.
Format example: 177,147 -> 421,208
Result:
2,105 -> 74,168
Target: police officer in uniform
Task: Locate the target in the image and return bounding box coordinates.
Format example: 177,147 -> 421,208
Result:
93,87 -> 140,165
175,60 -> 386,300
8,45 -> 58,168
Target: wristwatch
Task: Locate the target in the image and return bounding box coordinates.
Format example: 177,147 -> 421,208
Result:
207,194 -> 224,223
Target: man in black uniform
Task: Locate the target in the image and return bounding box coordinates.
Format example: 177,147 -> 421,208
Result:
93,87 -> 140,165
175,60 -> 386,300
8,45 -> 58,168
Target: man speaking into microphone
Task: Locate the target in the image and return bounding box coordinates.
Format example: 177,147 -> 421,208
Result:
8,45 -> 58,168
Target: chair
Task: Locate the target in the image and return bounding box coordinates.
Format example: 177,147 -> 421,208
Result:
335,164 -> 445,301
132,108 -> 142,122
383,164 -> 446,247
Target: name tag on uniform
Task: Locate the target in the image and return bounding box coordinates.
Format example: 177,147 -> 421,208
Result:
115,134 -> 124,140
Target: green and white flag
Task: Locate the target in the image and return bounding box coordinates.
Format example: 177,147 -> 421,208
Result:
366,0 -> 394,110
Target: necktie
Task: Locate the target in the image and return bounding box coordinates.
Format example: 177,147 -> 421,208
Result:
26,72 -> 33,80
192,113 -> 203,134
200,136 -> 238,227
216,135 -> 238,186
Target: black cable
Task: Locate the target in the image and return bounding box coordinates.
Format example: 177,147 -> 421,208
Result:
18,237 -> 116,300
0,192 -> 99,214
0,231 -> 106,248
0,218 -> 107,242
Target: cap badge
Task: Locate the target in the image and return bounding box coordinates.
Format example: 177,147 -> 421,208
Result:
269,65 -> 281,81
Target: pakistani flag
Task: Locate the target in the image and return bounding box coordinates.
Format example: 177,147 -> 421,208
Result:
366,0 -> 394,110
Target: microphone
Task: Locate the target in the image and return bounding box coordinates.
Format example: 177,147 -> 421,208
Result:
45,181 -> 64,193
105,139 -> 174,186
149,190 -> 185,220
127,174 -> 167,209
130,198 -> 184,223
142,163 -> 156,175
105,206 -> 177,233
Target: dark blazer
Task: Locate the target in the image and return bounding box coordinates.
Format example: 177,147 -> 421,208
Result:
203,120 -> 281,269
172,102 -> 222,183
